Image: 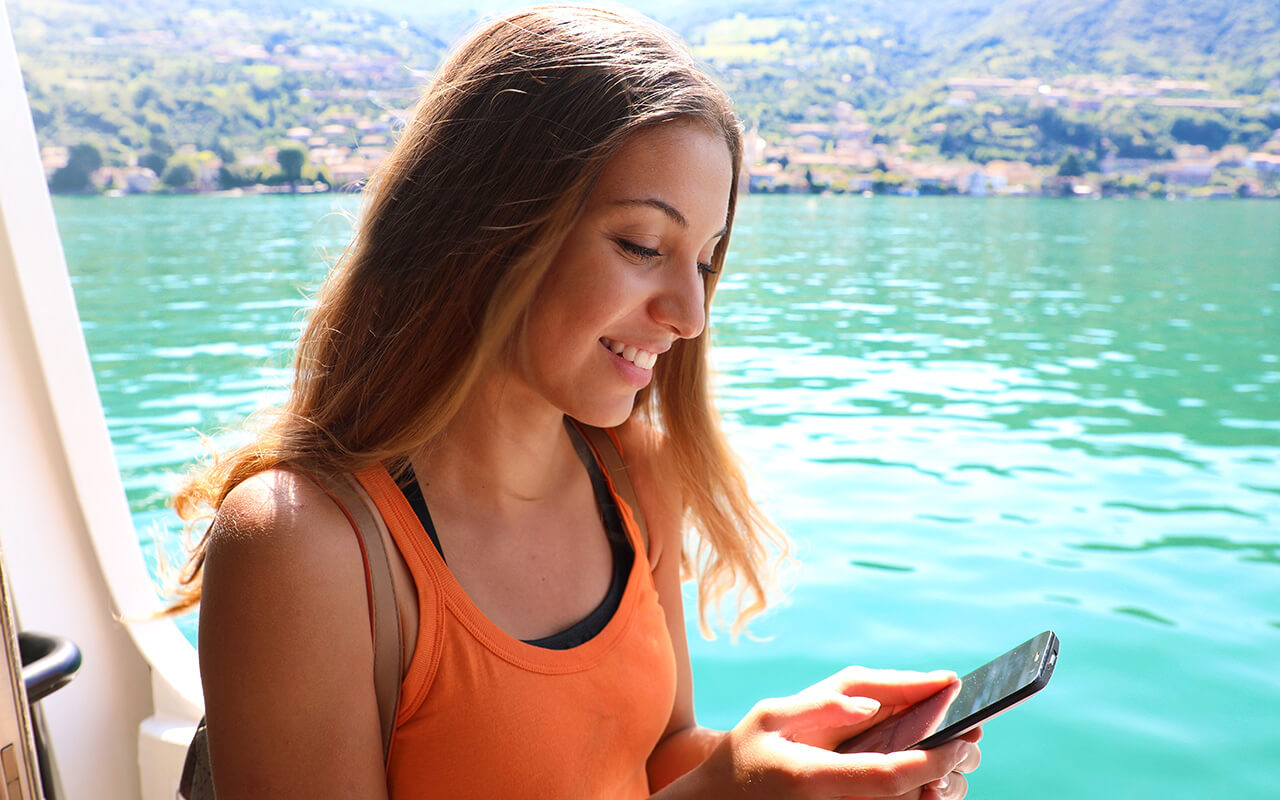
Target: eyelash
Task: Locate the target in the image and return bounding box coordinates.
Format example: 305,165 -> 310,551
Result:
618,239 -> 719,276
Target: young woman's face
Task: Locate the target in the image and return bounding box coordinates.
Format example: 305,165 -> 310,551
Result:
519,121 -> 734,427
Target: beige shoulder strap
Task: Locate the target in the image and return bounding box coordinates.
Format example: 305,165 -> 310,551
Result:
179,473 -> 404,799
577,425 -> 650,554
324,473 -> 403,765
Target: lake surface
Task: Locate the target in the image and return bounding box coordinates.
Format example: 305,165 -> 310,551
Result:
54,193 -> 1280,798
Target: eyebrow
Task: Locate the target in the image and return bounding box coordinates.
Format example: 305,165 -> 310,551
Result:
611,197 -> 729,239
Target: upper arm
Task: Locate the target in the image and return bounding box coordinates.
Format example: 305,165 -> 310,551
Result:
199,470 -> 389,799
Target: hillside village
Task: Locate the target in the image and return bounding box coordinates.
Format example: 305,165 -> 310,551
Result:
23,0 -> 1280,199
738,75 -> 1280,198
41,83 -> 1280,199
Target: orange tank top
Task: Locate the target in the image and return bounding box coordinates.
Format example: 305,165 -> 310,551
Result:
353,434 -> 678,799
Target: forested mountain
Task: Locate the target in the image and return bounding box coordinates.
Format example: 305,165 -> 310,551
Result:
12,0 -> 1280,185
661,0 -> 1280,164
918,0 -> 1279,88
662,0 -> 1280,88
12,0 -> 446,167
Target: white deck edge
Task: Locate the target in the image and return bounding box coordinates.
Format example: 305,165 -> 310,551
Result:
1,2 -> 203,797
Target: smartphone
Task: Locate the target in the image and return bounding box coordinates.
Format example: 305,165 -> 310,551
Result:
835,630 -> 1059,754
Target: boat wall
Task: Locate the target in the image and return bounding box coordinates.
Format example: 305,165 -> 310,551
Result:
1,2 -> 205,798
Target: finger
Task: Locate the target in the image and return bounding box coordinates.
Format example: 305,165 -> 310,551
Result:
820,666 -> 959,708
753,692 -> 881,735
807,738 -> 975,798
953,741 -> 980,774
923,771 -> 968,800
957,726 -> 983,744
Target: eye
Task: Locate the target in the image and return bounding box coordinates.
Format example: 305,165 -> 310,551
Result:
620,238 -> 719,277
618,239 -> 662,261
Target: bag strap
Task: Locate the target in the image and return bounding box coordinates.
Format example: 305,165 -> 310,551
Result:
179,473 -> 404,798
576,425 -> 649,554
326,473 -> 403,763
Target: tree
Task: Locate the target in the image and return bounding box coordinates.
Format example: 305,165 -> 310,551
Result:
1034,109 -> 1101,153
218,165 -> 245,190
147,136 -> 175,159
265,31 -> 291,53
49,142 -> 103,193
49,164 -> 91,193
1171,115 -> 1231,149
276,143 -> 307,187
163,162 -> 195,189
67,143 -> 103,173
208,136 -> 236,165
132,83 -> 159,109
309,164 -> 333,189
138,152 -> 168,175
1057,153 -> 1085,177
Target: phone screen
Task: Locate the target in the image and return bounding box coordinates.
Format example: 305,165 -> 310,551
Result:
836,631 -> 1059,754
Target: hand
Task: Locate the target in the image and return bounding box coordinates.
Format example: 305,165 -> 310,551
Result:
692,667 -> 982,799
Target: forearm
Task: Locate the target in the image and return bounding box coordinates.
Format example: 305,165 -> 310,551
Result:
647,725 -> 727,794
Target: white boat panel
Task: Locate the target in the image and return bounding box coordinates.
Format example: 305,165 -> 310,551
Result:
1,2 -> 203,797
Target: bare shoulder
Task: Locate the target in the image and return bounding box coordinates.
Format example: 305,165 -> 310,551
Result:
200,469 -> 386,797
615,419 -> 682,567
207,469 -> 354,563
201,467 -> 371,666
203,469 -> 367,624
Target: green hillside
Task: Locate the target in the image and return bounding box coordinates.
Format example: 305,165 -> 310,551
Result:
12,0 -> 1280,188
12,0 -> 445,170
936,0 -> 1280,87
669,0 -> 1280,163
665,0 -> 1280,89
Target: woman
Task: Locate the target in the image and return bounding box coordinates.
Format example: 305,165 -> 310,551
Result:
168,6 -> 981,798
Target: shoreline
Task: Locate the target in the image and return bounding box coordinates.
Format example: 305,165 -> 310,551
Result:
52,187 -> 1280,201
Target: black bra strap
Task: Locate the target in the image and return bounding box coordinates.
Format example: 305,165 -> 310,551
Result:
399,467 -> 444,563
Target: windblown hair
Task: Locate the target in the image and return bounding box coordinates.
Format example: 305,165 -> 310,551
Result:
167,5 -> 788,636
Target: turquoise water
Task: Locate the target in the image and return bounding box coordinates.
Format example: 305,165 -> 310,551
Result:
54,194 -> 1280,798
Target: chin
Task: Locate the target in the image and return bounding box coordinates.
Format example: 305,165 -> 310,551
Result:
567,396 -> 636,429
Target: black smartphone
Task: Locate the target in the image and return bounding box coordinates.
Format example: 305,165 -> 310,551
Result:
836,630 -> 1059,754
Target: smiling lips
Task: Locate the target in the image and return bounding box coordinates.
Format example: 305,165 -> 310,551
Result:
600,337 -> 660,370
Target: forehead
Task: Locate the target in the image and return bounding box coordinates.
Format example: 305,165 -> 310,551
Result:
588,122 -> 734,229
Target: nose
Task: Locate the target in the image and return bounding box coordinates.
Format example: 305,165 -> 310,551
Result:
650,259 -> 707,340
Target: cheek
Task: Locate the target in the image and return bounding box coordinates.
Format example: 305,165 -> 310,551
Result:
539,253 -> 633,323
524,272 -> 606,363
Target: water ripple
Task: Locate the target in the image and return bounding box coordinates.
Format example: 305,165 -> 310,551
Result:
52,194 -> 1280,800
1074,535 -> 1280,567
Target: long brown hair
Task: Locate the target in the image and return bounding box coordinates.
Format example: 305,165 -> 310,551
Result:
168,5 -> 788,636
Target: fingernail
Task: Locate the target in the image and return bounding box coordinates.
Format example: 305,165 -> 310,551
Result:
931,775 -> 951,792
953,742 -> 973,765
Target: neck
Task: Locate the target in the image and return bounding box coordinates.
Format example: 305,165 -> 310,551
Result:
412,369 -> 579,509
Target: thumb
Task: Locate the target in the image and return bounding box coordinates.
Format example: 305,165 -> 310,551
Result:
763,693 -> 882,740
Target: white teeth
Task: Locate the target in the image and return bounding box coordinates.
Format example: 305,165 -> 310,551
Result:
601,338 -> 657,370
